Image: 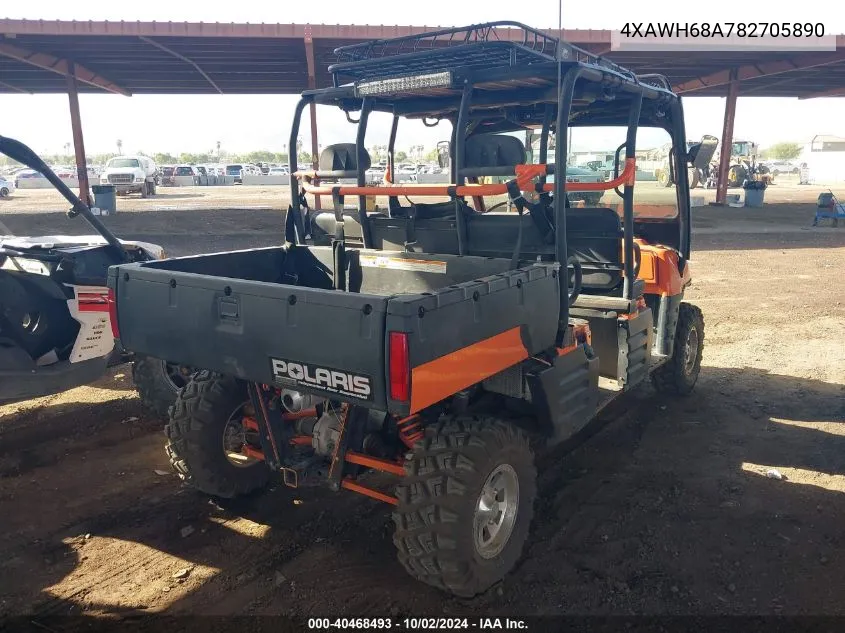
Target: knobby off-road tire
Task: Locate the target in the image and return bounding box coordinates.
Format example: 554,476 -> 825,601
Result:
132,356 -> 185,419
165,371 -> 271,498
651,302 -> 705,396
393,417 -> 537,597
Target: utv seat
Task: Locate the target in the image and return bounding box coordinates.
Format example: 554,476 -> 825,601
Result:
306,139 -> 640,305
310,134 -> 524,247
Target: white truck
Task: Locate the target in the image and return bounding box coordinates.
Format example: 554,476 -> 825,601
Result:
100,155 -> 158,197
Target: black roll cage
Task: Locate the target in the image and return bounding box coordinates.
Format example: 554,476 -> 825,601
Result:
286,25 -> 691,345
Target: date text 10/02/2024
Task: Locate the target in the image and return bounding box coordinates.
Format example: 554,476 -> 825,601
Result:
307,618 -> 529,630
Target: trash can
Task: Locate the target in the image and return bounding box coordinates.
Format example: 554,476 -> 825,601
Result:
91,184 -> 117,214
743,181 -> 766,208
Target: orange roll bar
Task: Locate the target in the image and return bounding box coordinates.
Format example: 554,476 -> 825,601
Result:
345,451 -> 407,477
341,479 -> 399,505
294,158 -> 636,198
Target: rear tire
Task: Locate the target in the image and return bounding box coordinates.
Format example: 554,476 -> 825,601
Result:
393,416 -> 536,597
132,355 -> 191,418
0,187 -> 9,198
165,371 -> 271,498
651,302 -> 705,396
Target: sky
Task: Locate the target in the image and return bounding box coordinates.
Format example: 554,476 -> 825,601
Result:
1,0 -> 843,157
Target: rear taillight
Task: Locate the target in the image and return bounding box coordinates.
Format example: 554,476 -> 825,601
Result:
389,332 -> 410,402
107,287 -> 120,339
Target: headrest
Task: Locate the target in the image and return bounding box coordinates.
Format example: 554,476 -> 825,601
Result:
464,134 -> 526,169
319,143 -> 372,172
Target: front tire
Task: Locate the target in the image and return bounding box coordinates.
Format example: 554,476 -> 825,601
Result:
728,164 -> 746,187
393,417 -> 536,597
132,356 -> 191,418
651,303 -> 705,396
0,187 -> 9,198
166,371 -> 271,498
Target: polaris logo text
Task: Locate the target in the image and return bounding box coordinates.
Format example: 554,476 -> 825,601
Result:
270,358 -> 372,400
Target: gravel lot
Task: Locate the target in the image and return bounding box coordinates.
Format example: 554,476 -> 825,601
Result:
1,181 -> 844,619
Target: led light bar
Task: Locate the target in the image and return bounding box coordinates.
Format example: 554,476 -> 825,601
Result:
355,71 -> 453,97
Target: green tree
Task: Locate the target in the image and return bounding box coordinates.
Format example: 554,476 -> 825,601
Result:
154,152 -> 179,165
395,150 -> 408,162
762,142 -> 802,160
178,152 -> 212,165
245,150 -> 277,163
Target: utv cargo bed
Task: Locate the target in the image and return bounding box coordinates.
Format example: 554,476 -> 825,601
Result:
108,246 -> 560,414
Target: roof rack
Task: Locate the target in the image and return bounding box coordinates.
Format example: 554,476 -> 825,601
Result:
329,21 -> 646,86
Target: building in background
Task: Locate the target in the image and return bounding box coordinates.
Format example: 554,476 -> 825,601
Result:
801,135 -> 845,184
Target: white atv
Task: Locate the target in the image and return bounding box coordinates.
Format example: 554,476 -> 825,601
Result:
0,135 -> 189,415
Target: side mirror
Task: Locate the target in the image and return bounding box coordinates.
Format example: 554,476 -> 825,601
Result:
436,140 -> 450,169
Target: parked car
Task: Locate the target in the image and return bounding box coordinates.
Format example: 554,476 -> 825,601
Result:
15,169 -> 45,187
763,160 -> 799,176
100,156 -> 158,197
226,164 -> 245,183
173,165 -> 201,185
0,174 -> 16,198
394,164 -> 418,182
160,165 -> 175,186
365,166 -> 386,182
546,164 -> 606,206
268,167 -> 289,176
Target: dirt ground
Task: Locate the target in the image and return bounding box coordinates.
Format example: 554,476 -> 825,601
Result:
1,183 -> 844,620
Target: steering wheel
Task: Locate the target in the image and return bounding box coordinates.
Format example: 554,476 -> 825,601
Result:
567,256 -> 583,307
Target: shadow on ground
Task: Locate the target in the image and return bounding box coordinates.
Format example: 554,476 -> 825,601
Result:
2,363 -> 844,623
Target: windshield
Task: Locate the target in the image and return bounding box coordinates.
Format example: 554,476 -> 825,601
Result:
107,158 -> 140,169
731,142 -> 750,156
226,165 -> 243,174
175,167 -> 194,176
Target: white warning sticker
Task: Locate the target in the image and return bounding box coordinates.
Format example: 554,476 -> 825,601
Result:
359,255 -> 447,274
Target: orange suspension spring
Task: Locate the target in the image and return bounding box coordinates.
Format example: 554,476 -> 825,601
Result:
396,415 -> 424,449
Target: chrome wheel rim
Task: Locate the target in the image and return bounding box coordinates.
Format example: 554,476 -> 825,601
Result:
222,401 -> 260,468
473,464 -> 519,559
684,328 -> 699,375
